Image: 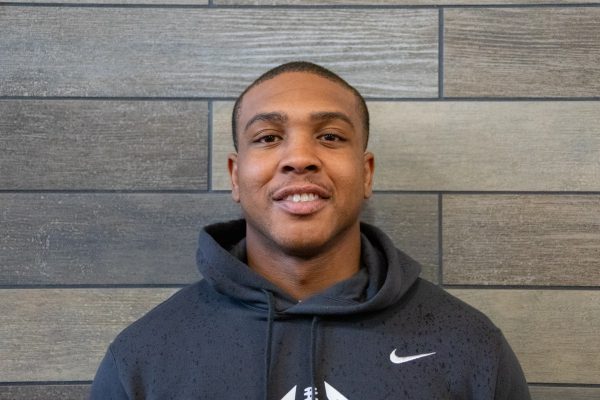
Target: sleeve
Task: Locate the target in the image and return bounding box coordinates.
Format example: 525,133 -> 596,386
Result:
494,333 -> 531,400
89,346 -> 130,400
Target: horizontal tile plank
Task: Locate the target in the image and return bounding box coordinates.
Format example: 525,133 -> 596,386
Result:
445,8 -> 600,97
1,8 -> 437,98
4,289 -> 598,383
369,101 -> 600,191
0,385 -> 90,400
0,288 -> 176,382
362,194 -> 439,283
443,195 -> 600,286
0,193 -> 241,285
0,100 -> 207,190
529,386 -> 600,400
215,101 -> 600,191
449,289 -> 600,384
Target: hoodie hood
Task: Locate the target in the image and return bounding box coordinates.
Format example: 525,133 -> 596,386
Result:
196,219 -> 421,316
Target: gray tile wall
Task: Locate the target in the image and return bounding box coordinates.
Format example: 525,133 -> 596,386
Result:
1,1 -> 598,397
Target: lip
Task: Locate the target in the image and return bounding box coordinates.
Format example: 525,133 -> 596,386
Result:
272,184 -> 331,216
271,184 -> 331,201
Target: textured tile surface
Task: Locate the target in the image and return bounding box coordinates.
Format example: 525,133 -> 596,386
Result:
445,8 -> 600,97
0,288 -> 176,381
443,195 -> 600,286
0,193 -> 241,285
450,289 -> 600,384
0,100 -> 208,190
1,8 -> 437,98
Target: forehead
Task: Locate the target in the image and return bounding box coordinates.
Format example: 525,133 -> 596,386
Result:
239,72 -> 359,125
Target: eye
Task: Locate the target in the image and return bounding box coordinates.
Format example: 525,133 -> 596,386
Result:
319,132 -> 344,142
255,134 -> 282,144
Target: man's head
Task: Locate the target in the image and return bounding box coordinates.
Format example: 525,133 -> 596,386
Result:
228,61 -> 374,258
232,61 -> 370,151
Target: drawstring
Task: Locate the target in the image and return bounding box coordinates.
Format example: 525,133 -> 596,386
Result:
263,290 -> 275,400
310,316 -> 320,398
261,291 -> 321,400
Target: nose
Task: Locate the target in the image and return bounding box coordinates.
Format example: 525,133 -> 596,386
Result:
280,134 -> 321,174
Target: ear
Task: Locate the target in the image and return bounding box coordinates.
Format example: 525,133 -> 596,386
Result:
363,151 -> 375,199
228,153 -> 240,203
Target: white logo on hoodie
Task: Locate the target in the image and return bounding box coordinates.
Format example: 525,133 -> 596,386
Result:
281,381 -> 349,400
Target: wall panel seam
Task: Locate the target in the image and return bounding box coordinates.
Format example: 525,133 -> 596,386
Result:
438,8 -> 444,99
2,3 -> 600,10
208,100 -> 214,191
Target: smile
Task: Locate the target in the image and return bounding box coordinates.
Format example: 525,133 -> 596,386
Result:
284,193 -> 320,203
272,185 -> 331,216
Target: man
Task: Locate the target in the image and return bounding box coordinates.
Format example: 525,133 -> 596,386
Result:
90,61 -> 531,399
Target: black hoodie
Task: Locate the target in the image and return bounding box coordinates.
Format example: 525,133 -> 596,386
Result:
90,219 -> 531,400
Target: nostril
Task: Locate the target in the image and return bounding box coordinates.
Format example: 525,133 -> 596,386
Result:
281,163 -> 319,173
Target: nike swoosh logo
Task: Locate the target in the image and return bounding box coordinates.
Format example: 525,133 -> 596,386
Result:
390,349 -> 436,364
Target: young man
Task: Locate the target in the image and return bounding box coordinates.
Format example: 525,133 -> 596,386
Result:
90,62 -> 531,399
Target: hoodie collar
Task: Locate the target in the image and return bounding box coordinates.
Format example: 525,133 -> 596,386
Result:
197,219 -> 421,316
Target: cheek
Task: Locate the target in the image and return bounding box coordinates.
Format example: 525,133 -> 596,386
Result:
236,156 -> 276,192
331,160 -> 367,193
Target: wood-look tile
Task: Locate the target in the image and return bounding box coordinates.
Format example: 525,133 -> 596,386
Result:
369,101 -> 600,191
1,8 -> 437,98
529,386 -> 600,400
0,193 -> 241,285
362,194 -> 439,283
0,100 -> 207,190
0,385 -> 90,400
0,288 -> 176,382
443,195 -> 600,286
445,8 -> 600,97
449,289 -> 600,384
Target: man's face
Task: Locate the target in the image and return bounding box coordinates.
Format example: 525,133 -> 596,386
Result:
229,72 -> 374,257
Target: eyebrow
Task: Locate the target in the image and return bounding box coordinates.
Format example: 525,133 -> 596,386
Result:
309,111 -> 354,128
244,112 -> 288,132
244,111 -> 355,132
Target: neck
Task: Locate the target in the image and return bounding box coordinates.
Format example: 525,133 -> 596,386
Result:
246,225 -> 362,301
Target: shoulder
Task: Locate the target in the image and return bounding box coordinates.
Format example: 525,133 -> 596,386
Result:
413,279 -> 498,327
109,280 -> 217,352
395,279 -> 505,352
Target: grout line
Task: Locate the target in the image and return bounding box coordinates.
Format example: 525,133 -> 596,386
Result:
372,190 -> 600,195
441,96 -> 600,101
1,283 -> 597,290
438,193 -> 444,286
0,381 -> 93,386
0,284 -> 188,289
443,284 -> 600,291
2,3 -> 600,9
1,190 -> 599,195
527,382 -> 600,388
2,96 -> 600,102
207,100 -> 213,191
438,8 -> 444,100
0,189 -> 213,194
0,96 -> 230,101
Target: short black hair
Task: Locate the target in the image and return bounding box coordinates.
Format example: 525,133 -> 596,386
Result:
231,61 -> 369,150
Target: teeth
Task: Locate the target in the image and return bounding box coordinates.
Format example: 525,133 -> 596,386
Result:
285,193 -> 319,203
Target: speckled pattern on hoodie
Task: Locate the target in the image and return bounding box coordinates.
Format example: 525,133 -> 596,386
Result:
90,220 -> 531,400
